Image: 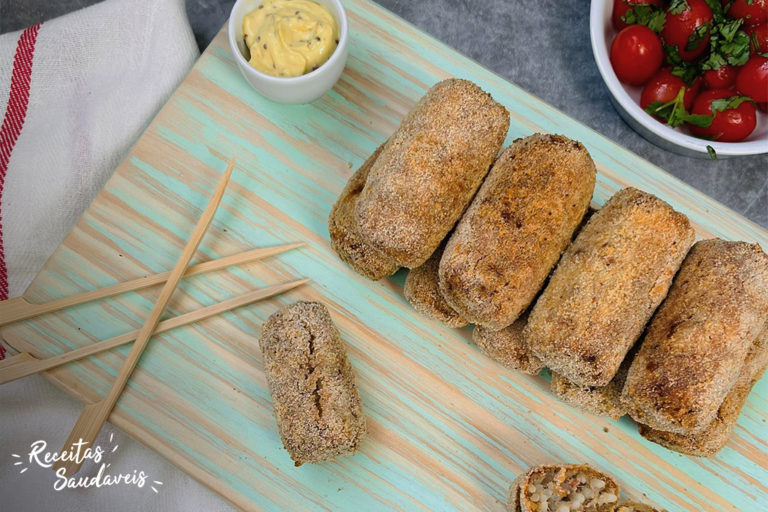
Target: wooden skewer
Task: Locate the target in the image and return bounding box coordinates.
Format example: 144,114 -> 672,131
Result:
0,279 -> 309,385
55,158 -> 235,476
0,243 -> 304,327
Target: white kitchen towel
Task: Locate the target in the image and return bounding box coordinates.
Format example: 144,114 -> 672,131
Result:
0,0 -> 198,311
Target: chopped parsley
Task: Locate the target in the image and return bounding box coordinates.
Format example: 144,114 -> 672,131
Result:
622,4 -> 667,33
669,0 -> 690,15
665,44 -> 701,84
702,0 -> 727,23
644,87 -> 713,128
747,31 -> 768,57
626,0 -> 761,146
710,95 -> 755,113
701,18 -> 751,69
685,22 -> 711,51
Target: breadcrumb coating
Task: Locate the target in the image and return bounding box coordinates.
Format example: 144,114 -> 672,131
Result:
528,188 -> 694,387
259,301 -> 366,466
473,314 -> 544,375
439,133 -> 596,329
404,243 -> 467,327
329,143 -> 400,280
622,239 -> 768,434
638,325 -> 768,456
356,78 -> 510,268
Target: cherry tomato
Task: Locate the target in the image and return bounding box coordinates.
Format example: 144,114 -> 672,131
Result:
745,23 -> 768,53
728,0 -> 768,27
703,65 -> 738,89
736,56 -> 768,102
641,68 -> 700,114
611,25 -> 665,85
662,0 -> 713,61
689,89 -> 757,141
612,0 -> 665,30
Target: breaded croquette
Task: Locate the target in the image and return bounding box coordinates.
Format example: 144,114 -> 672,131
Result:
439,133 -> 596,330
259,301 -> 366,466
356,78 -> 509,268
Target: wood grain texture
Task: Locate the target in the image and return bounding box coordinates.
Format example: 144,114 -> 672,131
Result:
0,279 -> 309,385
1,1 -> 767,510
0,244 -> 303,326
56,158 -> 234,476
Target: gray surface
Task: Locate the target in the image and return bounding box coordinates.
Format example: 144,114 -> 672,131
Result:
2,0 -> 767,227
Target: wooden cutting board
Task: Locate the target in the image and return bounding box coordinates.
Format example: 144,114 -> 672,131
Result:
3,1 -> 767,510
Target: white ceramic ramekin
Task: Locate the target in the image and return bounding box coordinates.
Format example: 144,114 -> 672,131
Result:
590,0 -> 768,158
228,0 -> 349,104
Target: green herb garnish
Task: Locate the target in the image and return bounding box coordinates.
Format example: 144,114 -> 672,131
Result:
719,18 -> 743,40
669,0 -> 690,14
622,4 -> 667,32
707,145 -> 718,159
710,95 -> 755,113
701,18 -> 751,69
685,22 -> 711,51
703,0 -> 727,22
746,31 -> 768,57
665,44 -> 702,84
644,87 -> 713,127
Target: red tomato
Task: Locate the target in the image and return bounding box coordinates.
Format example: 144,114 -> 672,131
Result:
612,0 -> 665,30
689,89 -> 757,141
703,65 -> 738,89
736,56 -> 768,102
745,23 -> 768,53
611,26 -> 665,85
662,0 -> 713,61
641,68 -> 700,113
728,0 -> 768,27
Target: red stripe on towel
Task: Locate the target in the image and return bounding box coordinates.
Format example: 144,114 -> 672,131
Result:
0,23 -> 40,360
0,23 -> 41,308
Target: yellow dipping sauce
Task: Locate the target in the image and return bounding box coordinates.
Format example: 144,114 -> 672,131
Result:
242,0 -> 338,77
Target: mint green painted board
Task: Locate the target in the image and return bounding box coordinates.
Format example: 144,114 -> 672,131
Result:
2,1 -> 767,510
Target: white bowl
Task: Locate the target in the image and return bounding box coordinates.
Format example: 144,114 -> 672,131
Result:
228,0 -> 349,104
589,0 -> 768,158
